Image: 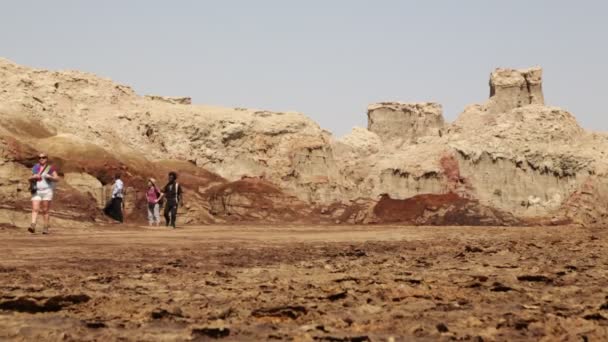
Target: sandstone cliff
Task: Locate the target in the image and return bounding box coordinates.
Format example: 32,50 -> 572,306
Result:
1,58 -> 606,227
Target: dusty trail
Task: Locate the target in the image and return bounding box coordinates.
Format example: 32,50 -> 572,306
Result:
1,224 -> 607,341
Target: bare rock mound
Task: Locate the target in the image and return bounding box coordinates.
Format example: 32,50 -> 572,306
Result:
336,66 -> 608,226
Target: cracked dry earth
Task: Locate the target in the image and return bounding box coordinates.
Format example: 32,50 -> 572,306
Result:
1,225 -> 607,341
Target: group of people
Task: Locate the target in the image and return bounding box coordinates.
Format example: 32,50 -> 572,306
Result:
103,172 -> 183,228
28,152 -> 183,235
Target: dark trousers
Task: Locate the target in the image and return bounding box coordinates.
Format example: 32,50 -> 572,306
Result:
164,201 -> 178,227
104,197 -> 123,223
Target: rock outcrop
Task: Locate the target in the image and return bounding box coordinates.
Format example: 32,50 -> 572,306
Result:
367,102 -> 444,143
1,58 -> 606,227
144,95 -> 192,105
487,67 -> 544,114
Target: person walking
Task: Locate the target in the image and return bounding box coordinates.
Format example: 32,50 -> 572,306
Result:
156,172 -> 182,228
104,174 -> 124,223
146,178 -> 161,226
28,153 -> 60,234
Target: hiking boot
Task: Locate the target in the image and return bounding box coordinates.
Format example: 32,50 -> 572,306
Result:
42,226 -> 49,235
28,224 -> 35,234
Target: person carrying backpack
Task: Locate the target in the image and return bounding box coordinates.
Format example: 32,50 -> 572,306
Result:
146,178 -> 162,226
28,152 -> 60,234
156,171 -> 182,229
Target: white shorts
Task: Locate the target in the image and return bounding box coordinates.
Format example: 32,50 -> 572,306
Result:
32,188 -> 54,201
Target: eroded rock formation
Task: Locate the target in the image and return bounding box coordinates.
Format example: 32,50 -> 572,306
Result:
487,67 -> 544,114
144,95 -> 192,105
1,58 -> 606,227
367,102 -> 444,143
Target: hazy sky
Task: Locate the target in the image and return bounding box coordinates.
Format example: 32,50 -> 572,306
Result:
1,1 -> 607,136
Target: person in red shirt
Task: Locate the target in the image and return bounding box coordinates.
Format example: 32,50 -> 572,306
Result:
146,178 -> 161,226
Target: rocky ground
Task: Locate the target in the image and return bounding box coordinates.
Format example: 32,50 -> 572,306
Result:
1,224 -> 607,341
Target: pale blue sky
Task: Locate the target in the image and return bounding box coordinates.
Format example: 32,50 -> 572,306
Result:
1,1 -> 607,136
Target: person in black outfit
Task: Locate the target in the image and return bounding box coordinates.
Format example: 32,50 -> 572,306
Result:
103,174 -> 124,223
156,171 -> 182,228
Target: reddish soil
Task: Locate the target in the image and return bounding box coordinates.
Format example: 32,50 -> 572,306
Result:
1,224 -> 607,341
206,177 -> 311,222
439,153 -> 462,184
373,193 -> 520,226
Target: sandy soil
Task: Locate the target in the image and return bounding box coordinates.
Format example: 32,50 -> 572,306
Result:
1,224 -> 607,341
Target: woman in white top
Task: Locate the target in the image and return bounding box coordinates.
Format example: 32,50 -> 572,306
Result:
28,153 -> 60,234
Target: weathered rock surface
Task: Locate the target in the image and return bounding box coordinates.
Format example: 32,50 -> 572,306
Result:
1,58 -> 607,226
367,102 -> 444,143
487,67 -> 544,114
206,177 -> 313,222
63,172 -> 105,207
143,95 -> 192,105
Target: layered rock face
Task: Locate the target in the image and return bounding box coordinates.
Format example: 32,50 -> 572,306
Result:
367,102 -> 444,143
0,58 -> 343,226
1,58 -> 606,227
330,67 -> 608,226
487,67 -> 544,114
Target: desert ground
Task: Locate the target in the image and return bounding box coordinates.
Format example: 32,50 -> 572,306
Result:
1,224 -> 607,341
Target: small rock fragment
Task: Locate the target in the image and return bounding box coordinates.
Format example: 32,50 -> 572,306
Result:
436,323 -> 449,333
